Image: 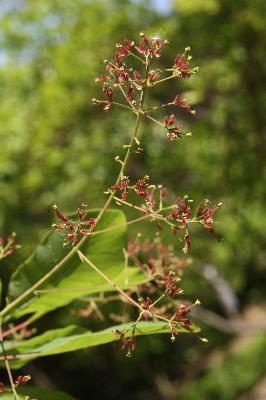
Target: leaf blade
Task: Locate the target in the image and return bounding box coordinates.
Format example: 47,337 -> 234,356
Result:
3,321 -> 200,368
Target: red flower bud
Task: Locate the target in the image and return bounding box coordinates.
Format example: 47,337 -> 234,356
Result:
16,375 -> 31,386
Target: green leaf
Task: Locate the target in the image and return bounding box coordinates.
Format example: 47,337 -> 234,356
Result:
3,321 -> 200,368
7,210 -> 146,318
0,386 -> 75,399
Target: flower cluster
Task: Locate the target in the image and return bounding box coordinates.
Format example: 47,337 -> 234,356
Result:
50,32 -> 219,356
114,330 -> 137,357
15,375 -> 31,386
0,375 -> 31,395
111,178 -> 130,200
173,48 -> 195,78
136,32 -> 169,58
0,233 -> 20,260
52,204 -> 97,246
128,240 -> 186,295
110,175 -> 155,205
109,240 -> 206,351
111,178 -> 221,254
92,32 -> 198,141
164,114 -> 184,140
196,200 -> 222,237
134,176 -> 155,206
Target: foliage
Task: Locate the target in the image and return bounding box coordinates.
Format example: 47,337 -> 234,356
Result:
178,334 -> 266,400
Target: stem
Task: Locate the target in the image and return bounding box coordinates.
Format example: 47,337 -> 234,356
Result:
2,312 -> 42,339
150,293 -> 165,308
122,248 -> 129,286
114,196 -> 149,214
107,63 -> 138,111
144,103 -> 172,113
113,102 -> 134,111
113,196 -> 165,221
92,214 -> 152,235
131,51 -> 146,64
0,323 -> 19,399
77,251 -> 143,312
152,75 -> 175,86
145,114 -> 165,127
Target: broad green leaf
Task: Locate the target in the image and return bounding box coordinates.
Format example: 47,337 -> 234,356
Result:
7,210 -> 146,318
3,321 -> 200,368
0,386 -> 75,399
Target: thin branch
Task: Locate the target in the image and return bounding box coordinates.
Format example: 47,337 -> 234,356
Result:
93,213 -> 151,235
113,196 -> 163,220
2,313 -> 42,339
151,75 -> 176,86
0,323 -> 19,399
77,251 -> 143,312
130,50 -> 146,64
113,102 -> 134,111
145,114 -> 165,127
123,248 -> 129,286
143,103 -> 172,113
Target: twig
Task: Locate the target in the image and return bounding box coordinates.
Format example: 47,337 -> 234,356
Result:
77,251 -> 143,312
0,322 -> 19,399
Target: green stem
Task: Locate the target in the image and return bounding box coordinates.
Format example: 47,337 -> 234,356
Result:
151,75 -> 175,86
131,51 -> 146,64
113,102 -> 134,111
77,251 -> 143,311
150,293 -> 165,308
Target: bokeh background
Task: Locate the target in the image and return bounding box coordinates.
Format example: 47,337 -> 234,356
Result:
0,0 -> 266,399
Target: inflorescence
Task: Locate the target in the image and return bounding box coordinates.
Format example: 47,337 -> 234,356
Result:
51,32 -> 222,355
92,32 -> 198,141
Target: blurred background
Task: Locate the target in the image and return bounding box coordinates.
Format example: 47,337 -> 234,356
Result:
0,0 -> 266,399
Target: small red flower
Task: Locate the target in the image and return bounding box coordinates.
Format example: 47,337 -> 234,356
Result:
111,178 -> 130,200
136,33 -> 168,58
0,232 -> 20,259
76,205 -> 87,220
89,218 -> 97,228
175,53 -> 189,71
126,86 -> 134,102
95,75 -> 110,82
164,115 -> 183,140
174,304 -> 191,319
15,375 -> 31,386
102,84 -> 113,101
173,95 -> 191,111
115,39 -> 134,65
121,335 -> 137,357
133,70 -> 142,81
170,326 -> 179,342
53,204 -> 97,246
141,297 -> 153,310
182,233 -> 191,254
163,273 -> 179,296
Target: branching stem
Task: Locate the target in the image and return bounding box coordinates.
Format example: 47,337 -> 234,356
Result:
0,57 -> 149,321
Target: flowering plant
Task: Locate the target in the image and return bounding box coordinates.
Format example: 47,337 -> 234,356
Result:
0,33 -> 221,398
